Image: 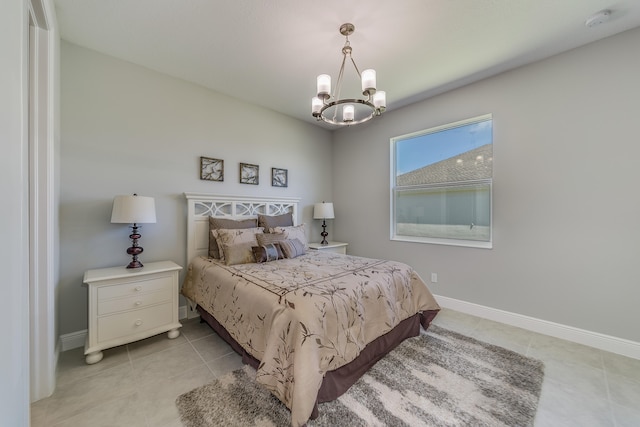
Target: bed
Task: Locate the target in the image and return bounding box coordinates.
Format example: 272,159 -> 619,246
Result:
180,193 -> 440,426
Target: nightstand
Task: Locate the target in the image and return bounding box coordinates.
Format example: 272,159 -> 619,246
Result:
308,241 -> 349,255
83,260 -> 183,364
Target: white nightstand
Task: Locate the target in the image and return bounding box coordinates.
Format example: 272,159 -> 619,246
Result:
83,260 -> 183,364
308,241 -> 349,255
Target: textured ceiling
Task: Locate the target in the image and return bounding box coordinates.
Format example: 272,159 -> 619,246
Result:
54,0 -> 640,129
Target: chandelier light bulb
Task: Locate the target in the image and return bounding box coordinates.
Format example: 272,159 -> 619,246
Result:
361,69 -> 376,94
312,97 -> 323,115
373,91 -> 386,109
317,74 -> 331,98
343,105 -> 355,122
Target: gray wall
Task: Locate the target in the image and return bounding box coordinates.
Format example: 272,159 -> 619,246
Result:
59,42 -> 333,335
332,27 -> 640,343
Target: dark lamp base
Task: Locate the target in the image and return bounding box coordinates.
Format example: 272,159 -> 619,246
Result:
320,220 -> 329,245
126,260 -> 144,269
125,223 -> 145,269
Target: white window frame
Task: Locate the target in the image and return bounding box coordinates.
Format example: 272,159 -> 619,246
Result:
390,114 -> 493,249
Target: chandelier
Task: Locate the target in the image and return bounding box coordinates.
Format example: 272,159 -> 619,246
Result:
312,23 -> 386,126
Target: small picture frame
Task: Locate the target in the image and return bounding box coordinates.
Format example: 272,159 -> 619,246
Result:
200,157 -> 224,182
271,168 -> 288,187
240,163 -> 259,185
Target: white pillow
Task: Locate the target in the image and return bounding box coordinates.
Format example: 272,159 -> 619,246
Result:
270,224 -> 308,249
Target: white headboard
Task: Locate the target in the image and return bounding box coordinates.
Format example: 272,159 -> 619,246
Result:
184,192 -> 300,263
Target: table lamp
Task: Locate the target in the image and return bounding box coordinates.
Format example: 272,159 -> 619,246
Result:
313,202 -> 335,245
111,194 -> 156,268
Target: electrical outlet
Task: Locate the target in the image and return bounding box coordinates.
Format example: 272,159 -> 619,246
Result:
431,273 -> 438,283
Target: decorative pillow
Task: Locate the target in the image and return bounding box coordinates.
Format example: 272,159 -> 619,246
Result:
256,232 -> 286,246
252,243 -> 284,263
222,242 -> 256,266
208,217 -> 258,259
215,227 -> 264,261
279,239 -> 306,259
258,213 -> 293,231
270,224 -> 308,249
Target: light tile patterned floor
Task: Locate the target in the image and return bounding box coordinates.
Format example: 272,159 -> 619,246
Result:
31,309 -> 640,426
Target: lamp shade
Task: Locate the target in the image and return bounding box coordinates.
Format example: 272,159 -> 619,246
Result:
111,195 -> 157,224
313,202 -> 335,220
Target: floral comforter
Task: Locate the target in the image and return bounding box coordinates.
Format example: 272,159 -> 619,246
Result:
181,251 -> 440,426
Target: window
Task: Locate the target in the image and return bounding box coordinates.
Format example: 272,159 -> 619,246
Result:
391,114 -> 493,248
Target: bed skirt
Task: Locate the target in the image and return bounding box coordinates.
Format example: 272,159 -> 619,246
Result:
196,305 -> 439,419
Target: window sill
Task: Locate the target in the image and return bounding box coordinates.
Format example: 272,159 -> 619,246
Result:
391,235 -> 493,249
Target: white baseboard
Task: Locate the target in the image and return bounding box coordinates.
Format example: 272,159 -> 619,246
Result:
185,298 -> 201,319
59,329 -> 86,352
59,305 -> 192,352
435,295 -> 640,360
61,300 -> 639,360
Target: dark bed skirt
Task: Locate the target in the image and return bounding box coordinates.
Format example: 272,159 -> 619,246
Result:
196,305 -> 439,419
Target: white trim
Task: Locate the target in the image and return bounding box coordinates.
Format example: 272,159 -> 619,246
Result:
392,233 -> 493,249
60,305 -> 193,351
179,304 -> 188,320
185,298 -> 200,319
28,0 -> 58,402
393,114 -> 494,142
59,330 -> 86,352
64,297 -> 640,360
435,295 -> 640,360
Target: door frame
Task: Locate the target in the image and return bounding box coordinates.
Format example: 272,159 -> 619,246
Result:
28,0 -> 58,402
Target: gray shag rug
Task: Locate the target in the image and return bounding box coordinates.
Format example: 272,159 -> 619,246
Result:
176,325 -> 544,426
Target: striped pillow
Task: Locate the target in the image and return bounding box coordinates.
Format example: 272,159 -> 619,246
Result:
279,238 -> 306,259
252,243 -> 284,263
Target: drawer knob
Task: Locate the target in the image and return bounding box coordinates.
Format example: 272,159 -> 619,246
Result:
134,286 -> 142,292
134,301 -> 142,306
134,319 -> 143,326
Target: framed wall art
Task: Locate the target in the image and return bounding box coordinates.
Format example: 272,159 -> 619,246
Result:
240,163 -> 259,185
200,157 -> 224,182
271,167 -> 288,187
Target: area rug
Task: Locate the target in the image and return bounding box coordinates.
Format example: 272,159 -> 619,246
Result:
176,325 -> 544,426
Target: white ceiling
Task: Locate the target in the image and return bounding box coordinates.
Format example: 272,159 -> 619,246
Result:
54,0 -> 640,129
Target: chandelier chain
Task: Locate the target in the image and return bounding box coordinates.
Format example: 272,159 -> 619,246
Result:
333,54 -> 348,122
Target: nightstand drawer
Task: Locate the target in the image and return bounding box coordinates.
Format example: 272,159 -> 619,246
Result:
317,246 -> 345,254
97,288 -> 172,316
97,275 -> 173,300
98,302 -> 173,343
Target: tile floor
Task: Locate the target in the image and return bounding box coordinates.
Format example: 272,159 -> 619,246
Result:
30,309 -> 640,426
